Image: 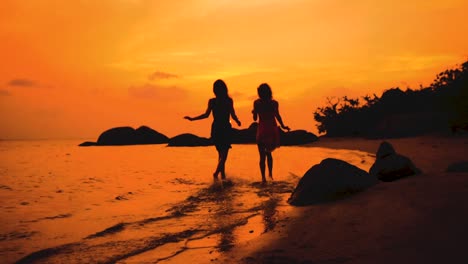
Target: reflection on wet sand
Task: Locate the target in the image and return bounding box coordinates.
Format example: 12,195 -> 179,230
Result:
261,195 -> 280,233
211,181 -> 236,252
15,180 -> 294,263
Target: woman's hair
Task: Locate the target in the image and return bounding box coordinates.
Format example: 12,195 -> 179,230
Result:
257,83 -> 272,100
213,79 -> 229,98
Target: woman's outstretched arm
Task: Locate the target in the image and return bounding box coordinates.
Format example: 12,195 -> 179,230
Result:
274,102 -> 290,131
184,100 -> 212,121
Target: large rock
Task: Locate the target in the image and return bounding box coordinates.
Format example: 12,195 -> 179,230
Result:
375,141 -> 396,158
78,126 -> 168,146
134,126 -> 169,144
280,130 -> 318,145
369,141 -> 421,181
232,122 -> 257,144
288,158 -> 378,205
97,126 -> 136,145
168,134 -> 212,147
231,122 -> 318,145
79,123 -> 318,147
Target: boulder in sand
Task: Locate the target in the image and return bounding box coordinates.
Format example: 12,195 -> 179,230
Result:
288,158 -> 378,205
369,141 -> 421,182
168,134 -> 212,147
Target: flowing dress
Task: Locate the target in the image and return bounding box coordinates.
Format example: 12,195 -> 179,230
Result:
210,97 -> 233,151
253,99 -> 280,152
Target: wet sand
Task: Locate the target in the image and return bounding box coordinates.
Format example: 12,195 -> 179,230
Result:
219,135 -> 468,264
14,180 -> 295,264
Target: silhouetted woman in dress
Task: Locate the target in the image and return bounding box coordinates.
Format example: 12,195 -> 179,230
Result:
252,83 -> 290,183
185,79 -> 241,180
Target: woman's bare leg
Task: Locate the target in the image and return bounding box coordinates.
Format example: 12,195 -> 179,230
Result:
266,152 -> 273,180
258,144 -> 267,183
214,149 -> 229,180
219,149 -> 229,180
213,150 -> 221,180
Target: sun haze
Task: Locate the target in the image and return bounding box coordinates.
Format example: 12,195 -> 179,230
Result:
1,0 -> 467,139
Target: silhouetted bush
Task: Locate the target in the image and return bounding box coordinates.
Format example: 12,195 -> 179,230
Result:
314,60 -> 468,137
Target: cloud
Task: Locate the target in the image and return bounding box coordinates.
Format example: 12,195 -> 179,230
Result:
229,91 -> 248,99
0,89 -> 11,96
128,83 -> 187,100
148,71 -> 179,81
7,78 -> 37,87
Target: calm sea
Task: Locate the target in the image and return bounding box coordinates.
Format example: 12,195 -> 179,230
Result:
0,140 -> 373,263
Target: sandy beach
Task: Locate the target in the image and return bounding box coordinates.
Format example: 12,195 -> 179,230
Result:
1,135 -> 467,263
219,135 -> 468,264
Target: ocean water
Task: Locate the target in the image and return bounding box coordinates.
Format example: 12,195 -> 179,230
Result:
0,140 -> 374,263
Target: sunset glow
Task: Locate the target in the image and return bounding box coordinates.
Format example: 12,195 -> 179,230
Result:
1,0 -> 467,139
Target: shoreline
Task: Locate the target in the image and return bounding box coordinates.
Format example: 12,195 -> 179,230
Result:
309,135 -> 468,173
2,136 -> 467,263
3,143 -> 374,263
218,135 -> 468,264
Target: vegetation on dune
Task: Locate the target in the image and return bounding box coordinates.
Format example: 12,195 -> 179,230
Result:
314,60 -> 468,137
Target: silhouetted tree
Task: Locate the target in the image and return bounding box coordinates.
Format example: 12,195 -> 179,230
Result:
314,60 -> 468,137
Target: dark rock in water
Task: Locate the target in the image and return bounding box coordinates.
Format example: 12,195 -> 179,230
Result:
78,141 -> 98,147
232,122 -> 257,144
97,126 -> 136,145
369,141 -> 421,182
446,161 -> 468,172
231,122 -> 318,145
168,133 -> 212,147
96,126 -> 168,146
288,158 -> 378,206
134,126 -> 169,144
280,130 -> 318,145
79,122 -> 318,147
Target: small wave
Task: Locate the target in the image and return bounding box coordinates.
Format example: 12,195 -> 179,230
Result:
20,214 -> 72,223
169,177 -> 204,185
0,185 -> 12,191
15,178 -> 291,263
86,223 -> 127,239
0,231 -> 39,241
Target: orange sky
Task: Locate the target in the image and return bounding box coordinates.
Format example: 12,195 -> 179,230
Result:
1,0 -> 467,139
